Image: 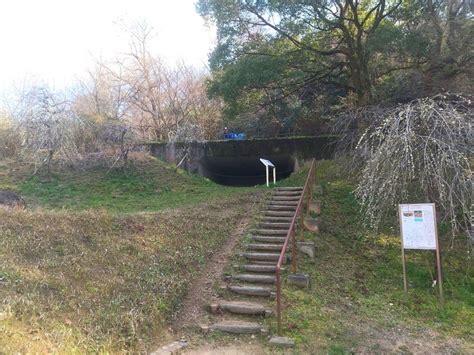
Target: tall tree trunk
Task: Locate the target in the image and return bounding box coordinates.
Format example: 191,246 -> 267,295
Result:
443,0 -> 462,57
348,52 -> 373,107
427,0 -> 444,61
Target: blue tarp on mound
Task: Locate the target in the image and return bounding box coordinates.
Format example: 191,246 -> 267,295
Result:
224,132 -> 246,140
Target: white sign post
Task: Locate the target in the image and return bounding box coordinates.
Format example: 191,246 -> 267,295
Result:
398,203 -> 443,303
259,158 -> 276,187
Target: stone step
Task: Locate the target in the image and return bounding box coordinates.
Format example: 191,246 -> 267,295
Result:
259,222 -> 291,229
260,216 -> 293,223
251,235 -> 286,243
264,211 -> 295,217
239,264 -> 280,273
272,199 -> 300,204
270,336 -> 295,348
275,187 -> 303,191
227,285 -> 275,297
231,274 -> 276,284
268,200 -> 298,206
254,229 -> 288,235
211,321 -> 266,334
241,252 -> 287,263
268,202 -> 298,207
272,195 -> 301,201
267,205 -> 297,211
251,260 -> 278,265
247,243 -> 285,251
209,301 -> 272,316
273,191 -> 302,197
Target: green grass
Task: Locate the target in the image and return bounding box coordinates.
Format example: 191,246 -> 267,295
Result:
1,156 -> 257,212
275,160 -> 473,353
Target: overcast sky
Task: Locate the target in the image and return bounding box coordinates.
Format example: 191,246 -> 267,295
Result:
0,0 -> 215,92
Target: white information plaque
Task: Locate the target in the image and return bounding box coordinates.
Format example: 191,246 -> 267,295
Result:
399,203 -> 437,250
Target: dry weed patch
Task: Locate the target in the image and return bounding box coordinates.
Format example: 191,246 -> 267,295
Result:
0,193 -> 254,352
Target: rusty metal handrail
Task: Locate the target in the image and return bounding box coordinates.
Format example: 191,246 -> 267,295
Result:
275,158 -> 316,335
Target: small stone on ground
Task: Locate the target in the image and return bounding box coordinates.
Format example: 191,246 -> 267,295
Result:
150,340 -> 188,355
287,273 -> 310,288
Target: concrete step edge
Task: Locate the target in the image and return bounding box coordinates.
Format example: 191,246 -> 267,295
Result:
210,321 -> 267,334
231,274 -> 276,284
251,236 -> 287,243
238,264 -> 282,273
226,285 -> 276,297
208,301 -> 272,316
254,229 -> 288,235
246,243 -> 285,251
275,186 -> 303,191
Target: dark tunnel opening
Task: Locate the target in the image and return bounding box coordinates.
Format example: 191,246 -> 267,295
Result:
200,155 -> 295,186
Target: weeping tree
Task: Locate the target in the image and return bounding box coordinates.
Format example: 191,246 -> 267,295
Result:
354,93 -> 472,237
14,86 -> 81,176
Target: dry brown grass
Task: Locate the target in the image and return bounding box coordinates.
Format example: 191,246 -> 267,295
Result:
0,192 -> 260,353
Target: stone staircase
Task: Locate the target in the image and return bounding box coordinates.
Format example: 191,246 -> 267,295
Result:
207,187 -> 304,336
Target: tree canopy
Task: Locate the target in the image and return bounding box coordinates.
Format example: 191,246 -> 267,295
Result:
198,0 -> 473,134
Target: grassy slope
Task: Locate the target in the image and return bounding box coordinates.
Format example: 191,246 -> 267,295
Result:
0,156 -> 251,213
280,161 -> 473,353
1,158 -> 472,353
0,157 -> 263,353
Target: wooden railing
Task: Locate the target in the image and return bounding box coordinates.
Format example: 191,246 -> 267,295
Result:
275,158 -> 316,335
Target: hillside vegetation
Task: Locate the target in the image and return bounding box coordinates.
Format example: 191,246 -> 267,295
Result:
278,162 -> 473,352
0,155 -> 250,213
1,158 -> 472,353
189,162 -> 473,353
0,156 -> 263,353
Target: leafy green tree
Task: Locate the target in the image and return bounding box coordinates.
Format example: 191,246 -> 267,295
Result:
198,0 -> 472,130
199,1 -> 417,103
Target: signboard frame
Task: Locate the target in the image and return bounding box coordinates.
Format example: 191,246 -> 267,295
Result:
398,203 -> 443,304
259,158 -> 276,187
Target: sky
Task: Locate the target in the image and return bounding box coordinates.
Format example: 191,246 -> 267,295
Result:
0,0 -> 215,92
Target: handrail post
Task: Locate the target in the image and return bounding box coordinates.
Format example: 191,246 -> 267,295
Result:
276,267 -> 282,335
306,160 -> 315,217
313,161 -> 316,192
299,207 -> 305,242
291,227 -> 297,273
306,186 -> 311,217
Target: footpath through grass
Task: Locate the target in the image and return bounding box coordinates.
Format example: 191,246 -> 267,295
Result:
278,161 -> 473,353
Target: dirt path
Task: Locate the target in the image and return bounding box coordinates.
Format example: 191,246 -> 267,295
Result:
172,193 -> 262,330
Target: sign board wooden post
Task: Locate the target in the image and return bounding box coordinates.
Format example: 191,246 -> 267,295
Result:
398,203 -> 443,304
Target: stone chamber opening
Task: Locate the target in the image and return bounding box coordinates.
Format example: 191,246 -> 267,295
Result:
199,155 -> 295,186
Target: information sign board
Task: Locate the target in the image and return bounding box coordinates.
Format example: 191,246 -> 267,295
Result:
398,203 -> 443,303
399,204 -> 437,250
259,158 -> 275,168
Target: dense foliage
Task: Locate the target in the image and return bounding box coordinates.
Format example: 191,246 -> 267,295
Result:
198,0 -> 473,135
